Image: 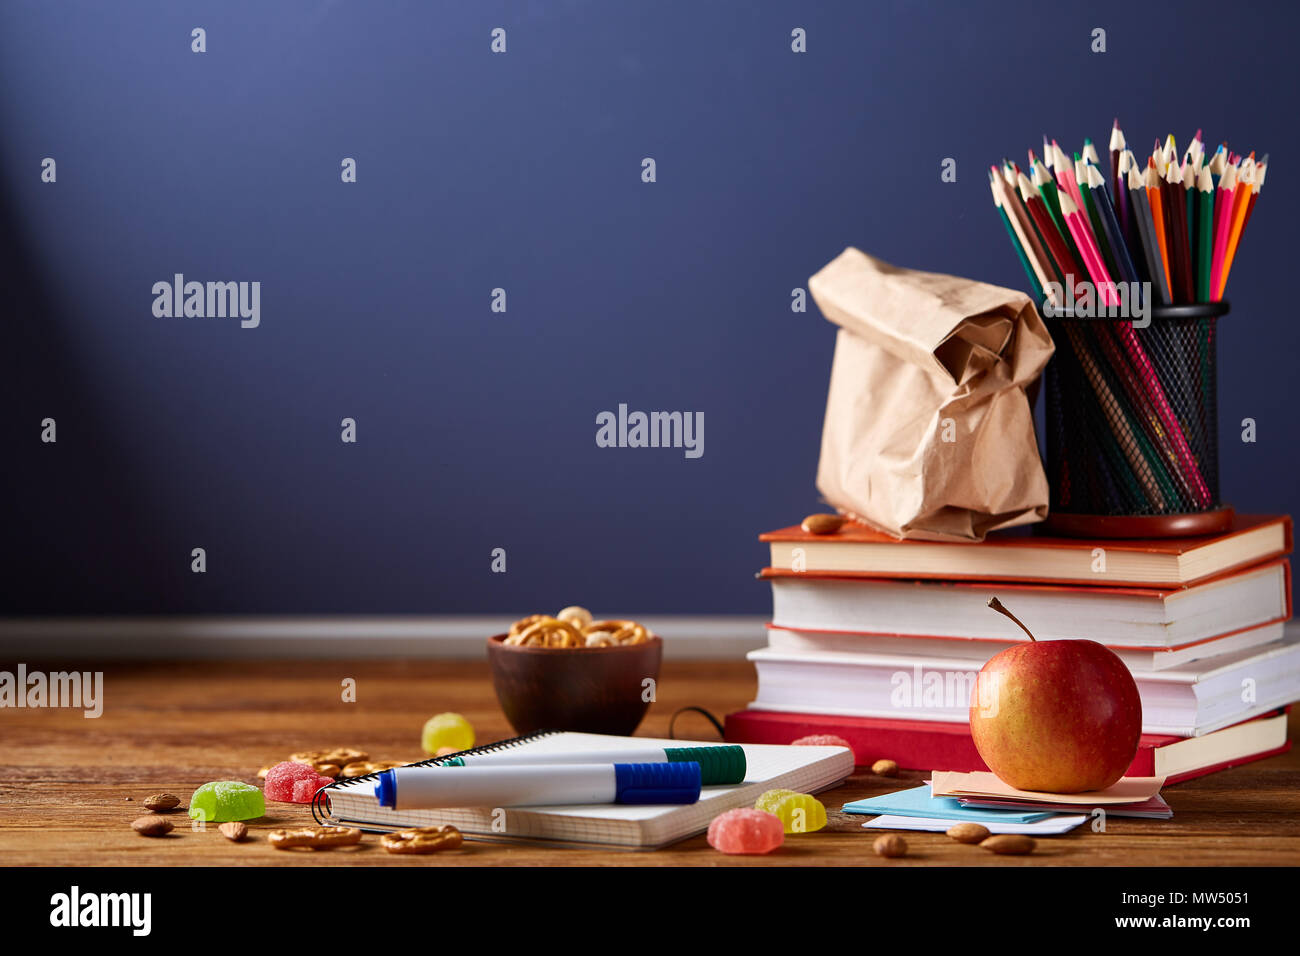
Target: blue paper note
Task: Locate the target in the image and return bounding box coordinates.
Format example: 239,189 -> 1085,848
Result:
841,785 -> 1056,823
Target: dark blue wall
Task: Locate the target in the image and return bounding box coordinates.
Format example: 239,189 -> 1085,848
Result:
3,1 -> 1296,614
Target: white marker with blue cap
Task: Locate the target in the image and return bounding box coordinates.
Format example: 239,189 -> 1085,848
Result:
374,762 -> 702,809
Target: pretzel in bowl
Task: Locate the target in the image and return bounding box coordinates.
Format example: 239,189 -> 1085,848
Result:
585,620 -> 651,646
380,825 -> 465,854
504,607 -> 656,649
267,826 -> 362,850
506,614 -> 548,639
503,616 -> 586,648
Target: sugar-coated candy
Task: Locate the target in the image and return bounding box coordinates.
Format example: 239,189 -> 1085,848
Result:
263,761 -> 335,803
188,781 -> 265,823
707,808 -> 784,855
791,734 -> 855,759
757,790 -> 827,834
421,712 -> 475,755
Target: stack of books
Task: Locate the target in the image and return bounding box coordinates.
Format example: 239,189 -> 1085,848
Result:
727,514 -> 1299,784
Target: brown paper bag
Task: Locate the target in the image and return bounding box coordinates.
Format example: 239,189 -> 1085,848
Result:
810,248 -> 1054,542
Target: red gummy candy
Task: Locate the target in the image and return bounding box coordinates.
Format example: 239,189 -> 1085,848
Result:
791,734 -> 855,760
707,809 -> 784,855
264,761 -> 333,803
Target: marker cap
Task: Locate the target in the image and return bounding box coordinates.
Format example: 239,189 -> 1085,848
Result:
664,746 -> 747,785
613,762 -> 701,804
375,770 -> 397,808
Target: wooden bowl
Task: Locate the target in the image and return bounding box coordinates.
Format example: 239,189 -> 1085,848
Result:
486,633 -> 663,736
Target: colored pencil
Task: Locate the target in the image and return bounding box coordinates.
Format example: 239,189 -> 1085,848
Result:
1110,119 -> 1129,239
1183,159 -> 1197,294
1117,150 -> 1147,282
1019,173 -> 1083,295
1165,160 -> 1195,303
1196,164 -> 1214,303
1077,155 -> 1116,276
1218,156 -> 1256,298
990,171 -> 1047,302
1145,160 -> 1174,298
1243,154 -> 1266,233
1128,163 -> 1171,307
1031,157 -> 1078,263
1004,172 -> 1062,289
1053,140 -> 1085,210
1059,191 -> 1117,307
1209,162 -> 1238,301
1208,145 -> 1226,188
991,173 -> 1044,302
1086,165 -> 1140,288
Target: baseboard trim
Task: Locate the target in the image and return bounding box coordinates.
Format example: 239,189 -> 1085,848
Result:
0,615 -> 770,660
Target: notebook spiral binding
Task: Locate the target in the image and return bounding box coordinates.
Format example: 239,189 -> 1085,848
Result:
310,729 -> 560,826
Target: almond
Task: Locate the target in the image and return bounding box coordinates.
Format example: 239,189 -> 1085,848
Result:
143,793 -> 181,812
873,834 -> 907,858
801,513 -> 844,535
131,816 -> 174,837
871,759 -> 899,777
981,834 -> 1036,855
946,823 -> 991,844
219,822 -> 248,842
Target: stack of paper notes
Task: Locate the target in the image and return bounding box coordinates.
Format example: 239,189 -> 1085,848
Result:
843,773 -> 1170,834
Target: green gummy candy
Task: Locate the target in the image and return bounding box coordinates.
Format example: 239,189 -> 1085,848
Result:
189,781 -> 265,823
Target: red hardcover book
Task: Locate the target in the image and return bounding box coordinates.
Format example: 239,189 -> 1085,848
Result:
724,708 -> 1291,785
760,513 -> 1292,588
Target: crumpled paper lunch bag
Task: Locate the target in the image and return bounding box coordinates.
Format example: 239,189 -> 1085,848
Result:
810,248 -> 1054,542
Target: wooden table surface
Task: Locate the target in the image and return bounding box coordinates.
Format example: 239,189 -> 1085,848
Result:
3,659 -> 1298,866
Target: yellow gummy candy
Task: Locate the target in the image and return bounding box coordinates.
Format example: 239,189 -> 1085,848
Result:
754,789 -> 799,815
421,712 -> 475,755
769,791 -> 827,834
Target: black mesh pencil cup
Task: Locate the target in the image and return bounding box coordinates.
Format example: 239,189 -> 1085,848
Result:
1042,301 -> 1231,538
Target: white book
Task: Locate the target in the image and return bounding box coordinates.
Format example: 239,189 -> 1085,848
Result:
766,621 -> 1289,673
768,560 -> 1289,648
316,731 -> 853,849
747,635 -> 1300,737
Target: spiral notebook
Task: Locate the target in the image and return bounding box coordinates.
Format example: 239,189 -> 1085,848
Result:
313,730 -> 854,849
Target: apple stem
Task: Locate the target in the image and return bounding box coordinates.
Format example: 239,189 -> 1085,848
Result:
987,596 -> 1037,642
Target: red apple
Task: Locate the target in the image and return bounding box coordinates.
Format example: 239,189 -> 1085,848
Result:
970,598 -> 1142,793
